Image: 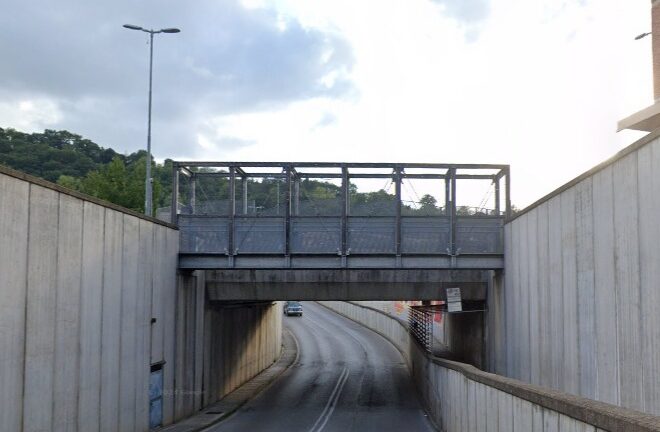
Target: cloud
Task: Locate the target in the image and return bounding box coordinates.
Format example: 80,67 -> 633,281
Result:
0,0 -> 354,157
431,0 -> 490,24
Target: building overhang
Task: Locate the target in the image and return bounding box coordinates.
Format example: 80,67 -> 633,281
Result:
618,102 -> 660,132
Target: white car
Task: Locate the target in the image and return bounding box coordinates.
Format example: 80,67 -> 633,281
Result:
284,301 -> 303,316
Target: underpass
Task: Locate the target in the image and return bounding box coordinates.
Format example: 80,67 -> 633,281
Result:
206,302 -> 435,432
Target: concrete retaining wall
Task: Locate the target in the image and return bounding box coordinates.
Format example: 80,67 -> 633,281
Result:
320,301 -> 660,432
202,300 -> 283,405
0,166 -> 179,432
171,271 -> 283,416
497,131 -> 660,416
0,166 -> 282,432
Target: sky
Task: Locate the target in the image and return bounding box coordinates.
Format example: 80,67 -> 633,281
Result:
0,0 -> 653,208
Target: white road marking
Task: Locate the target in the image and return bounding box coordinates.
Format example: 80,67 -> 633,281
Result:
315,368 -> 349,432
308,367 -> 349,432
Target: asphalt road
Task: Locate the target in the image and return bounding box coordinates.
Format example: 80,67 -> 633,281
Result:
207,302 -> 436,432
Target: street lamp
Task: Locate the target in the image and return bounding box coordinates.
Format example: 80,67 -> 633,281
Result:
123,24 -> 180,217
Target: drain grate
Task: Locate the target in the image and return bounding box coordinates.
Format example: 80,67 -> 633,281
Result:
206,411 -> 223,415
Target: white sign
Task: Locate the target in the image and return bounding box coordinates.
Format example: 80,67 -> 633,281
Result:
446,287 -> 461,303
446,287 -> 462,313
447,301 -> 463,313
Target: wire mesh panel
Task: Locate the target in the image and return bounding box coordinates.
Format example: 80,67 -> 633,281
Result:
456,217 -> 503,254
290,217 -> 341,254
348,217 -> 396,254
409,306 -> 433,353
178,216 -> 229,253
233,217 -> 285,254
349,194 -> 397,216
244,178 -> 288,216
296,177 -> 343,216
401,217 -> 450,254
173,162 -> 510,268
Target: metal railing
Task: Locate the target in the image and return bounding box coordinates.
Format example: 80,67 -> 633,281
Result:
171,162 -> 511,267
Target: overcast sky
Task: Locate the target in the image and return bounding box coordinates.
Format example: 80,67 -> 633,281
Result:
0,0 -> 653,207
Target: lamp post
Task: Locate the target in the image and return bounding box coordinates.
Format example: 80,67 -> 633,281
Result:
123,24 -> 180,217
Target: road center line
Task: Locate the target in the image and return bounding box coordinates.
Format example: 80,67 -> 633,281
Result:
308,367 -> 349,432
315,368 -> 349,432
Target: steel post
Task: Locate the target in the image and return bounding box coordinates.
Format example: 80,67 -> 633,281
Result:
293,177 -> 300,216
395,167 -> 402,258
170,164 -> 179,225
449,168 -> 457,256
190,174 -> 196,215
285,166 -> 292,260
494,178 -> 500,216
341,166 -> 349,259
228,167 -> 236,256
242,176 -> 248,214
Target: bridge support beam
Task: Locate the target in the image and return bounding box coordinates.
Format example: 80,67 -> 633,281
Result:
204,269 -> 489,301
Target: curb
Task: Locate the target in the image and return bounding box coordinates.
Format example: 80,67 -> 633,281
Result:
160,326 -> 299,432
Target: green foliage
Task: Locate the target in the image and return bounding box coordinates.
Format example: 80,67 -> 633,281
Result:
0,127 -> 170,213
56,175 -> 82,190
0,128 -> 120,182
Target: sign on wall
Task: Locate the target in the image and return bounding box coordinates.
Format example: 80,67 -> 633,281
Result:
446,287 -> 462,313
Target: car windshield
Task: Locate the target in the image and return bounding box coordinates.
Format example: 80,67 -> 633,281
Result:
287,302 -> 301,307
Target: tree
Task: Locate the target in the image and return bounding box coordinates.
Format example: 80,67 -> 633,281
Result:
56,175 -> 82,190
78,155 -> 162,213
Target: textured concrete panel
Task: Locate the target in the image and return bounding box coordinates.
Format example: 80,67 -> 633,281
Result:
53,195 -> 83,432
547,196 -> 564,391
120,215 -> 139,432
512,398 -> 533,432
612,155 -> 644,410
518,214 -> 531,383
23,185 -> 59,432
560,188 -> 579,396
0,175 -> 29,432
78,202 -> 105,432
100,210 -> 123,432
536,203 -> 551,388
575,179 -> 596,399
544,410 -> 559,432
592,166 -> 620,406
497,391 -> 513,432
527,211 -> 541,386
638,142 -> 660,416
162,228 -> 179,424
505,222 -> 519,378
150,226 -> 167,364
136,220 -> 154,431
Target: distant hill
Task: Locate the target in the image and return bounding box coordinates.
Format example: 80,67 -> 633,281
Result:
0,127 -> 459,216
0,127 -> 174,213
0,128 -> 124,182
